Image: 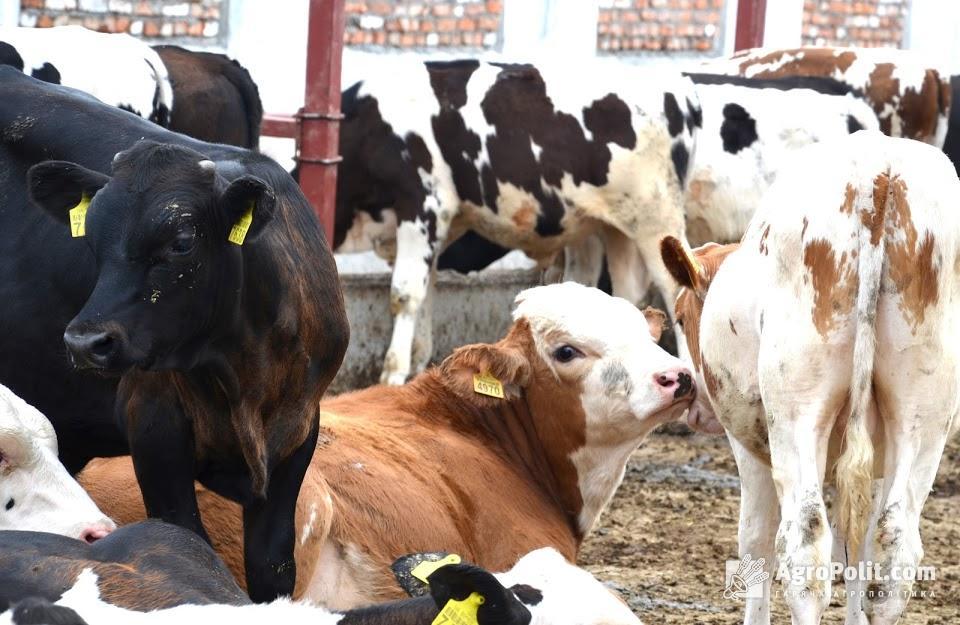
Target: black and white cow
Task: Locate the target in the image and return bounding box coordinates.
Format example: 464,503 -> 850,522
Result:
0,67 -> 349,602
335,59 -> 700,383
0,522 -> 636,625
0,25 -> 172,126
681,73 -> 880,246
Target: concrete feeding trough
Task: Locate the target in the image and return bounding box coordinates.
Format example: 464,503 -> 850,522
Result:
330,252 -> 543,393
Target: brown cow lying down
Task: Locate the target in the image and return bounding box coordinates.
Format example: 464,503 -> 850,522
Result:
80,282 -> 698,608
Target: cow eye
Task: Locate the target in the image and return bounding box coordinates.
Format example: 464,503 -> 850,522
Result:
677,317 -> 685,329
168,225 -> 197,255
552,345 -> 583,363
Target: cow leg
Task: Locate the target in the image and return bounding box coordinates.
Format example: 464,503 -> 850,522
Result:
243,421 -> 320,603
601,226 -> 649,307
126,400 -> 209,542
859,375 -> 955,623
410,262 -> 437,374
729,435 -> 778,625
562,234 -> 604,286
381,183 -> 455,385
759,342 -> 847,624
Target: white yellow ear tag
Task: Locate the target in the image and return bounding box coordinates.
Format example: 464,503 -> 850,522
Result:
68,195 -> 90,238
433,592 -> 484,625
228,202 -> 255,245
411,554 -> 462,584
472,372 -> 504,399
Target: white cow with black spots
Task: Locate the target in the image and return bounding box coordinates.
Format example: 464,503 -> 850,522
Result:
0,26 -> 172,125
335,59 -> 700,384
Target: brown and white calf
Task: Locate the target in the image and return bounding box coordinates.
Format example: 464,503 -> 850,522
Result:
661,131 -> 960,625
701,46 -> 951,146
80,282 -> 695,608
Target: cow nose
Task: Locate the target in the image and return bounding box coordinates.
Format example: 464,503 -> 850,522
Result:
79,525 -> 113,544
64,328 -> 120,369
654,368 -> 695,400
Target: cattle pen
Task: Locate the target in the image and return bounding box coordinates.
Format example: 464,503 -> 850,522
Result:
3,0 -> 960,623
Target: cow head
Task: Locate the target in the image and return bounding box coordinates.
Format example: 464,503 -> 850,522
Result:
660,236 -> 739,435
0,384 -> 115,541
439,282 -> 696,533
27,141 -> 277,373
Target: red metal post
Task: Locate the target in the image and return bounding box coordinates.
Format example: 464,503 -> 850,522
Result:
734,0 -> 766,51
298,0 -> 346,245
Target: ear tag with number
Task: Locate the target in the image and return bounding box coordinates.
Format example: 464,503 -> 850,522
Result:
433,592 -> 484,625
411,554 -> 462,584
472,372 -> 504,399
228,201 -> 255,245
69,195 -> 90,238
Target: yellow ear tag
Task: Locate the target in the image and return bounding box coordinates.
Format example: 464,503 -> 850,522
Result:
227,202 -> 255,245
68,195 -> 90,238
432,592 -> 484,625
472,372 -> 504,399
411,554 -> 462,584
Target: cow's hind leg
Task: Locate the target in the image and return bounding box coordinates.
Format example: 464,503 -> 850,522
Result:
601,226 -> 649,308
860,344 -> 957,624
562,235 -> 605,287
243,421 -> 320,602
759,337 -> 850,624
730,436 -> 778,625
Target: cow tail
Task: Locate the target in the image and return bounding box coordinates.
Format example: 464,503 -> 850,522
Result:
221,57 -> 264,150
835,175 -> 887,556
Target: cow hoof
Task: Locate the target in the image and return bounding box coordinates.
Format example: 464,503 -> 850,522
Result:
381,371 -> 408,386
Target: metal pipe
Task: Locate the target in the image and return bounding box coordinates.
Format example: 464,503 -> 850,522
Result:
734,0 -> 767,51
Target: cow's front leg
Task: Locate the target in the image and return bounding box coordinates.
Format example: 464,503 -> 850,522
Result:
243,421 -> 319,602
125,392 -> 209,542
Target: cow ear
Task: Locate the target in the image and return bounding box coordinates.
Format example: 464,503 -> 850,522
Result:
438,321 -> 532,406
219,175 -> 276,244
427,563 -> 532,625
660,236 -> 705,294
643,307 -> 667,342
27,161 -> 110,225
0,428 -> 36,468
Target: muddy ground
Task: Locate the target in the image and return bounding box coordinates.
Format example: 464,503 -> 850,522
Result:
579,430 -> 960,624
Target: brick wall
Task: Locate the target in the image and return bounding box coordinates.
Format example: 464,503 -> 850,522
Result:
802,0 -> 909,48
597,0 -> 725,54
343,0 -> 502,49
18,0 -> 224,42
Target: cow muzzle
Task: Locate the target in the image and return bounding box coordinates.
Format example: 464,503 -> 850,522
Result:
63,323 -> 131,372
653,367 -> 695,402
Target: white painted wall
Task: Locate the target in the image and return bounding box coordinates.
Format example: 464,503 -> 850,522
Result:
762,0 -> 804,49
0,0 -> 19,27
906,0 -> 960,75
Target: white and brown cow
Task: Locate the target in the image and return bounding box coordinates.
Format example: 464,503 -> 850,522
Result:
0,383 -> 115,542
80,282 -> 695,609
0,26 -> 173,126
335,59 -> 700,383
661,131 -> 960,624
701,46 -> 951,146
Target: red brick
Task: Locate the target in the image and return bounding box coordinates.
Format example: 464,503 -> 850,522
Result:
143,20 -> 160,36
436,17 -> 456,32
457,17 -> 475,31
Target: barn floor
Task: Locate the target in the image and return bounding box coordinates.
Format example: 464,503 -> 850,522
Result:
579,429 -> 960,624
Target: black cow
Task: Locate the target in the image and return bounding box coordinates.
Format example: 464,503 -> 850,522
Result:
942,75 -> 960,176
0,68 -> 349,602
0,521 -> 533,625
154,45 -> 263,149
